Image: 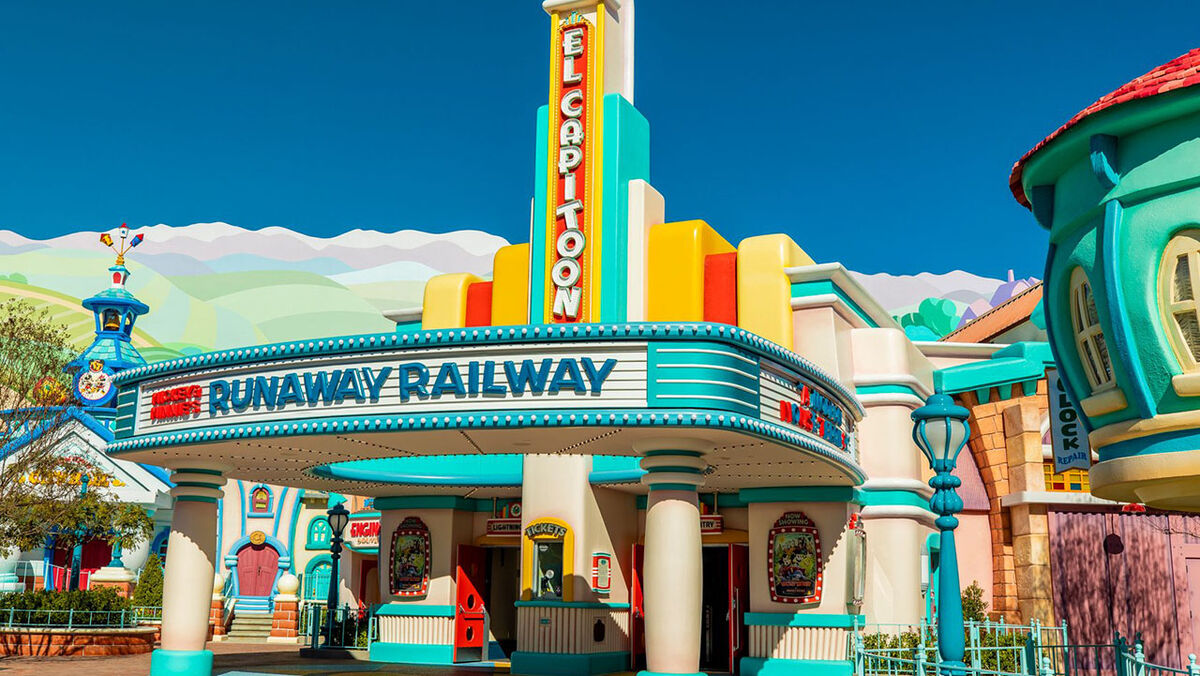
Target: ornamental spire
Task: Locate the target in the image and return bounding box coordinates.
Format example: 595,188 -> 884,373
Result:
98,223 -> 144,266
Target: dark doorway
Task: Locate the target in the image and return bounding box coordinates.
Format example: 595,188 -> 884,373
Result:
484,547 -> 520,659
701,545 -> 731,673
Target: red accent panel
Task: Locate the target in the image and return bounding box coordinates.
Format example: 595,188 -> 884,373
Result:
703,251 -> 738,325
729,543 -> 750,672
454,545 -> 488,663
465,282 -> 493,327
630,543 -> 645,669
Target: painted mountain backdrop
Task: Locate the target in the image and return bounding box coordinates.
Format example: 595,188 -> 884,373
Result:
0,223 -> 1032,356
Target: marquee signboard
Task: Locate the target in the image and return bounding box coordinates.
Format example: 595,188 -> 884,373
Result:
132,343 -> 648,434
545,10 -> 600,323
760,364 -> 856,458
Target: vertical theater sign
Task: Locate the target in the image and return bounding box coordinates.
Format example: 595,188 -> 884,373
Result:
547,10 -> 600,323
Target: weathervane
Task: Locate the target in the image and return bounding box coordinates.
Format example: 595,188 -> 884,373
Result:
98,223 -> 144,265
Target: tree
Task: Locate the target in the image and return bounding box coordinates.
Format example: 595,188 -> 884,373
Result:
132,554 -> 164,607
962,580 -> 988,621
0,299 -> 153,578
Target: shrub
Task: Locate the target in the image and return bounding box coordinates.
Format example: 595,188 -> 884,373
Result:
132,554 -> 164,607
0,587 -> 131,626
962,581 -> 988,622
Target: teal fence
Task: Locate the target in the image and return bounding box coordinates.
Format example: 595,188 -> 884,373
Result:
302,604 -> 374,650
853,624 -> 1196,676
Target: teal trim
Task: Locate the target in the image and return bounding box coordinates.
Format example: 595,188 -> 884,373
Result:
741,657 -> 852,676
1098,199 -> 1156,419
529,104 -> 549,322
646,482 -> 699,491
1097,426 -> 1200,461
855,384 -> 922,398
171,481 -> 224,489
743,612 -> 864,628
790,280 -> 879,328
513,650 -> 630,676
934,342 -> 1054,396
599,93 -> 651,322
272,487 -> 289,538
175,468 -> 223,476
394,320 -> 420,333
368,641 -> 455,664
373,603 -> 456,617
644,465 -> 702,474
857,488 -> 932,511
513,600 -> 631,609
373,496 -> 492,511
647,340 -> 762,415
175,495 -> 217,503
287,488 -> 305,570
149,648 -> 214,675
739,486 -> 856,504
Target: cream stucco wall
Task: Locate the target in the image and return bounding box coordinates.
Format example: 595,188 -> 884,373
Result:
377,508 -> 468,607
747,501 -> 853,614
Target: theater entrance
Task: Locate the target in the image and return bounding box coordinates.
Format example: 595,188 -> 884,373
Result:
454,544 -> 520,663
632,542 -> 749,674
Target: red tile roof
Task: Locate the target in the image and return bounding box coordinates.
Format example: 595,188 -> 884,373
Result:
1010,48 -> 1200,208
942,283 -> 1042,344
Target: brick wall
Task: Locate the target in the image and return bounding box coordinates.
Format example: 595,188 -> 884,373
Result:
0,628 -> 156,657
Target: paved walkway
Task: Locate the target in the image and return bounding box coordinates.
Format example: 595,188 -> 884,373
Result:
0,642 -> 509,676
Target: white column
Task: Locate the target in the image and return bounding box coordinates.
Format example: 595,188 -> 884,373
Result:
150,469 -> 224,676
636,438 -> 709,676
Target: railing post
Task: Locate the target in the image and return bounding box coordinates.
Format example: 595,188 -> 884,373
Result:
915,644 -> 927,676
1042,656 -> 1054,676
67,608 -> 74,630
853,632 -> 865,676
1134,641 -> 1146,676
970,621 -> 982,671
1187,653 -> 1198,676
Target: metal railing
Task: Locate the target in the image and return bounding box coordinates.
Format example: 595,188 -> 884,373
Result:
854,619 -> 1066,675
1120,642 -> 1198,676
0,608 -> 138,629
131,606 -> 162,624
302,604 -> 374,650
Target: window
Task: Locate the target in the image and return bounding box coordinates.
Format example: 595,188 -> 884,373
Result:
1069,268 -> 1115,393
249,485 -> 272,514
1160,232 -> 1200,371
303,559 -> 331,600
306,517 -> 332,550
531,541 -> 564,599
102,309 -> 120,331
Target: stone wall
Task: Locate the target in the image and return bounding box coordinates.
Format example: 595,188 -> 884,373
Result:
956,380 -> 1051,622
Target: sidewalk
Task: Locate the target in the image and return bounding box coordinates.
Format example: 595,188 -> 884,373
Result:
0,642 -> 506,675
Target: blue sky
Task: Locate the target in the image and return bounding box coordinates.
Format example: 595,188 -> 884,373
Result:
2,2 -> 1199,278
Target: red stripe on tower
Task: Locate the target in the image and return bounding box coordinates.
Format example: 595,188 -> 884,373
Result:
703,251 -> 738,325
465,282 -> 494,327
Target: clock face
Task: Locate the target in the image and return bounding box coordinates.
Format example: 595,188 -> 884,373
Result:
77,369 -> 113,402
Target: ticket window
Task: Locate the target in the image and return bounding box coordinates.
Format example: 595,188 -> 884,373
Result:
532,541 -> 564,599
521,518 -> 574,602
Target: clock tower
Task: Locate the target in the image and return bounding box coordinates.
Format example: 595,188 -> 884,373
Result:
65,224 -> 150,408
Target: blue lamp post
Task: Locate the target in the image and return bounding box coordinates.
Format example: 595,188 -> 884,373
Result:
911,393 -> 971,673
68,473 -> 91,592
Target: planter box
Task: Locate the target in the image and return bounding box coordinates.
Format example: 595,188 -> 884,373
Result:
0,626 -> 157,657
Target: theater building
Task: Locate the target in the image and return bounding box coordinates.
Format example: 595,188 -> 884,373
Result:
111,2 -> 957,675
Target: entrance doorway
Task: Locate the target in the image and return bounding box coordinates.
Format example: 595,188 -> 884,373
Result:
455,545 -> 520,663
236,543 -> 279,597
359,559 -> 379,606
633,542 -> 749,674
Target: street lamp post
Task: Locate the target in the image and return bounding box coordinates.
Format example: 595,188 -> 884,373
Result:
911,393 -> 971,674
68,474 -> 90,591
324,503 -> 350,646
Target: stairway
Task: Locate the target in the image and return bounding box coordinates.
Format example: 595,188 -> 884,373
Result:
226,610 -> 273,643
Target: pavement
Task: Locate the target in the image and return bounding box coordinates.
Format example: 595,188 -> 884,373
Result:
0,642 -> 512,676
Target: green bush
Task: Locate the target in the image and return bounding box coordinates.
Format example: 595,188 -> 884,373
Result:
0,587 -> 132,626
131,554 -> 164,607
962,581 -> 988,622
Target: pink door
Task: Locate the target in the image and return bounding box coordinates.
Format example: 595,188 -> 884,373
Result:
236,544 -> 279,596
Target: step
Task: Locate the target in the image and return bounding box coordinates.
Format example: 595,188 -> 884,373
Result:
227,629 -> 272,637
223,636 -> 272,644
231,621 -> 274,630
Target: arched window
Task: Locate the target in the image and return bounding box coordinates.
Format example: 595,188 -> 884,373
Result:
249,485 -> 272,514
1160,232 -> 1200,371
306,516 -> 332,550
1069,268 -> 1115,393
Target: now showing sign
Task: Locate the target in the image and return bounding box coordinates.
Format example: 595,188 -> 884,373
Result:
1048,369 -> 1091,474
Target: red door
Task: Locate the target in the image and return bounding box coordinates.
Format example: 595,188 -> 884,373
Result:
236,544 -> 279,596
454,545 -> 488,663
630,543 -> 645,670
729,544 -> 750,673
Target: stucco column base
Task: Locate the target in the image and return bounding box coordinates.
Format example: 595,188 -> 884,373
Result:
154,469 -> 224,676
637,439 -> 709,676
90,565 -> 137,583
